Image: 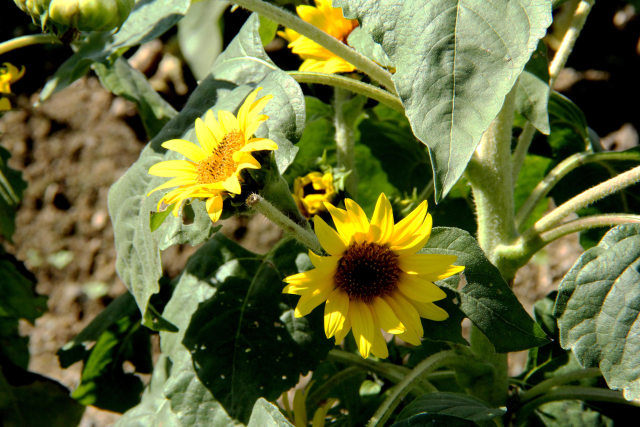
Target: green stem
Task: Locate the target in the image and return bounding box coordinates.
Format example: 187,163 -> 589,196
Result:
515,151 -> 640,230
327,349 -> 410,385
466,87 -> 518,270
515,386 -> 640,425
511,122 -> 537,184
533,165 -> 640,234
540,214 -> 640,243
246,193 -> 323,254
0,34 -> 61,56
548,0 -> 596,87
520,368 -> 602,403
367,350 -> 467,427
288,71 -> 404,112
333,87 -> 358,197
231,0 -> 396,92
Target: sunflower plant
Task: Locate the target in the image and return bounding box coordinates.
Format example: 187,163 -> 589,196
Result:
3,0 -> 640,426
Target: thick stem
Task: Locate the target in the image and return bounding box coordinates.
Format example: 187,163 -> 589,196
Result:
231,0 -> 396,92
246,193 -> 323,254
516,151 -> 640,230
333,87 -> 358,197
0,34 -> 61,56
466,88 -> 518,269
533,165 -> 640,233
288,71 -> 403,112
548,0 -> 596,87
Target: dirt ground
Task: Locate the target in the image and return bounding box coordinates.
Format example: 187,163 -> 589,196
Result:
1,1 -> 638,425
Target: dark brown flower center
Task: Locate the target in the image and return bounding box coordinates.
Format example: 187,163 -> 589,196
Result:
302,182 -> 326,197
196,130 -> 244,185
334,242 -> 401,302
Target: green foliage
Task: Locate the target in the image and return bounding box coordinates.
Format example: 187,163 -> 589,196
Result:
516,42 -> 551,134
336,0 -> 552,200
555,224 -> 640,400
395,392 -> 505,425
247,398 -> 294,427
0,147 -> 27,241
424,228 -> 548,353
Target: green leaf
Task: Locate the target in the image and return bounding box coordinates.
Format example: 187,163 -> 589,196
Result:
181,238 -> 332,422
0,318 -> 29,369
346,27 -> 393,68
336,0 -> 552,200
247,398 -> 294,427
0,146 -> 26,241
423,228 -> 549,352
514,155 -> 553,231
258,16 -> 279,46
108,14 -> 305,328
546,91 -> 590,155
0,368 -> 84,427
178,0 -> 228,81
554,224 -> 640,400
93,57 -> 178,138
515,41 -> 550,134
395,392 -> 505,424
0,252 -> 46,323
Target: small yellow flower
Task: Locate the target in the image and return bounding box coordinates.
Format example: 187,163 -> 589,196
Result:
283,193 -> 464,359
278,0 -> 359,74
148,88 -> 278,223
0,63 -> 25,111
293,171 -> 336,218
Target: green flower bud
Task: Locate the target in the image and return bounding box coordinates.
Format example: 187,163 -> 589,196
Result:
13,0 -> 52,26
48,0 -> 134,32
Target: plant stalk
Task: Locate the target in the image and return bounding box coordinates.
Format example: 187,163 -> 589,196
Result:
246,193 -> 323,254
231,0 -> 396,92
0,34 -> 61,56
520,367 -> 602,403
511,122 -> 537,184
288,71 -> 404,112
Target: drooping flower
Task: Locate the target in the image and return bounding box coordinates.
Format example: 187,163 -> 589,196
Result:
293,171 -> 336,218
0,63 -> 25,111
283,193 -> 464,358
147,88 -> 277,223
278,0 -> 359,74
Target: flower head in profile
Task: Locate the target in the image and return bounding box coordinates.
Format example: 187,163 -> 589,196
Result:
283,194 -> 464,358
293,171 -> 336,218
148,88 -> 277,223
0,63 -> 25,111
278,0 -> 359,74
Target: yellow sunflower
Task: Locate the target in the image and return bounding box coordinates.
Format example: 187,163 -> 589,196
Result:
283,193 -> 465,359
0,63 -> 25,111
278,0 -> 359,74
293,171 -> 336,218
147,88 -> 278,223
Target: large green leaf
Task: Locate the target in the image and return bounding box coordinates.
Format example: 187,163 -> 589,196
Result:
395,392 -> 505,424
247,398 -> 294,427
93,57 -> 178,138
554,224 -> 640,400
336,0 -> 552,199
515,41 -> 550,134
0,146 -> 27,241
0,251 -> 46,323
108,14 -> 305,328
182,237 -> 332,422
423,228 -> 548,352
178,0 -> 229,81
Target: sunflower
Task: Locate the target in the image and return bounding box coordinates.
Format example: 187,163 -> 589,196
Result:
278,0 -> 359,74
283,193 -> 464,358
0,63 -> 25,111
147,88 -> 278,223
293,171 -> 336,218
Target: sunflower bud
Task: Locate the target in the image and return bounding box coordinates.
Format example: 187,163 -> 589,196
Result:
13,0 -> 52,26
47,0 -> 134,32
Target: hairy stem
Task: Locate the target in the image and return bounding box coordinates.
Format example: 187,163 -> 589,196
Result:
540,214 -> 640,243
333,87 -> 358,197
548,0 -> 596,86
289,71 -> 403,112
246,193 -> 323,254
516,151 -> 640,230
533,165 -> 640,233
0,34 -> 61,56
520,367 -> 602,403
231,0 -> 395,92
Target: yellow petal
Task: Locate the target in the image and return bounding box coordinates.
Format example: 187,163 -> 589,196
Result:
161,139 -> 207,162
399,254 -> 465,281
204,110 -> 225,143
391,200 -> 428,243
294,281 -> 333,317
221,175 -> 241,194
205,195 -> 223,223
218,110 -> 239,134
370,329 -> 389,359
350,300 -> 375,358
241,138 -> 278,152
148,160 -> 197,177
324,203 -> 355,246
391,214 -> 433,255
334,317 -> 351,345
397,275 -> 447,302
147,176 -> 196,196
237,87 -> 261,131
195,118 -> 216,153
412,300 -> 449,321
384,293 -> 423,344
324,289 -> 349,338
314,216 -> 347,256
371,297 -> 405,334
369,193 -> 394,242
344,199 -> 370,238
